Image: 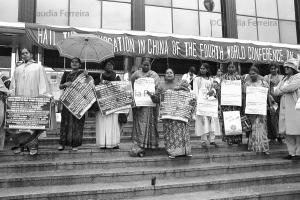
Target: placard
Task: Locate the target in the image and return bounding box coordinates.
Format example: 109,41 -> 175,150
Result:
5,97 -> 51,130
223,111 -> 242,136
196,97 -> 218,117
160,90 -> 196,123
95,81 -> 133,115
134,77 -> 155,107
60,73 -> 96,119
245,86 -> 268,115
221,80 -> 242,106
46,71 -> 64,101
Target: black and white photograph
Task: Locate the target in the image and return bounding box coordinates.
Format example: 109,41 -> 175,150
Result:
0,0 -> 300,199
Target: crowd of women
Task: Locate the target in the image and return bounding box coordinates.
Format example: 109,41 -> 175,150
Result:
1,48 -> 300,161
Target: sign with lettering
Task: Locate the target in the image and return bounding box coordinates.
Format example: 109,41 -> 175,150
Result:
245,86 -> 268,115
95,81 -> 133,115
196,97 -> 218,117
60,73 -> 96,119
25,23 -> 300,64
223,111 -> 242,136
134,77 -> 156,107
160,90 -> 196,123
5,97 -> 51,130
221,80 -> 242,106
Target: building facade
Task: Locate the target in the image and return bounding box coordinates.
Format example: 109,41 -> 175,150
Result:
0,0 -> 300,76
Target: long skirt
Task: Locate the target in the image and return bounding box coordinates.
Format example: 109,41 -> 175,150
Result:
130,107 -> 159,155
267,107 -> 279,140
0,100 -> 5,150
96,112 -> 120,148
59,106 -> 85,148
248,115 -> 269,153
163,119 -> 191,157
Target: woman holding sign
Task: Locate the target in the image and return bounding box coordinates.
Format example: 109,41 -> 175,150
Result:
95,60 -> 121,149
274,59 -> 300,161
149,68 -> 195,158
244,66 -> 270,154
130,60 -> 160,157
219,63 -> 243,145
194,63 -> 218,147
58,58 -> 87,151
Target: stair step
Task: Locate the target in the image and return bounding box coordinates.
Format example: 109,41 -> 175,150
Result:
132,183 -> 300,200
0,159 -> 298,188
0,149 -> 287,173
0,169 -> 299,200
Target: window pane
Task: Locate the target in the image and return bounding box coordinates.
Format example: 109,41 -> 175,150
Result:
199,0 -> 221,12
237,16 -> 258,41
70,0 -> 101,28
199,12 -> 222,37
277,0 -> 295,20
236,0 -> 256,16
173,0 -> 198,10
0,0 -> 18,22
36,0 -> 69,26
256,0 -> 278,19
102,1 -> 131,30
279,21 -> 297,44
173,9 -> 199,35
145,6 -> 172,33
108,0 -> 131,3
145,0 -> 171,7
257,18 -> 279,43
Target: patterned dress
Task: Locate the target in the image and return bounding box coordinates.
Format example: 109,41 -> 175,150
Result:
130,70 -> 160,156
245,79 -> 270,153
219,73 -> 243,145
59,70 -> 86,148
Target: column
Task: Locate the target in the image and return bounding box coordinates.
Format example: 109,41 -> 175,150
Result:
221,0 -> 238,38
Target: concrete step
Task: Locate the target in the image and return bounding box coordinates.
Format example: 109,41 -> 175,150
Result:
0,148 -> 287,174
0,159 -> 299,188
0,168 -> 299,200
131,183 -> 300,200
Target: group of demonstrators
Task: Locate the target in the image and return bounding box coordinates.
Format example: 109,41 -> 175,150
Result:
1,47 -> 300,161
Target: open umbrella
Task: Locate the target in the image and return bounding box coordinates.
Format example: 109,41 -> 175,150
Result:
56,34 -> 114,69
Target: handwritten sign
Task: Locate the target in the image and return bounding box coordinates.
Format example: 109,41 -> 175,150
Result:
223,111 -> 242,136
134,77 -> 155,107
60,73 -> 96,119
196,97 -> 218,117
160,90 -> 196,123
95,81 -> 133,115
245,86 -> 268,115
5,97 -> 51,130
221,80 -> 242,106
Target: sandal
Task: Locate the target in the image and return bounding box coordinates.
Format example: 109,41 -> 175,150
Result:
29,148 -> 38,156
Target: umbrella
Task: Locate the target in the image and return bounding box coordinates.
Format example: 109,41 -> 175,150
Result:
56,34 -> 114,69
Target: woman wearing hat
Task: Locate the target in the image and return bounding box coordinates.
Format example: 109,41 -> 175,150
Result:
274,58 -> 300,161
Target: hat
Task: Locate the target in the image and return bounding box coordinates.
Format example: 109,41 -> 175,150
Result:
284,58 -> 300,73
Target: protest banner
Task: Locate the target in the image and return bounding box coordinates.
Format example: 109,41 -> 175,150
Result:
196,96 -> 218,117
134,77 -> 155,107
5,97 -> 51,130
160,90 -> 196,123
60,73 -> 96,119
95,81 -> 133,115
245,86 -> 268,115
221,80 -> 242,106
223,111 -> 242,136
26,23 -> 300,64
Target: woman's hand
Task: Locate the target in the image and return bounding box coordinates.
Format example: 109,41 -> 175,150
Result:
207,90 -> 215,97
83,70 -> 89,76
64,82 -> 72,88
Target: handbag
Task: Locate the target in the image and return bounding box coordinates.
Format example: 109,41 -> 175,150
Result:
118,113 -> 128,124
241,115 -> 252,132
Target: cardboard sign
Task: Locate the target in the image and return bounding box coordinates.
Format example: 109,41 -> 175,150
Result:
245,86 -> 268,115
96,81 -> 133,115
134,77 -> 155,107
60,73 -> 96,119
160,90 -> 196,123
5,97 -> 51,130
221,80 -> 242,106
223,111 -> 242,136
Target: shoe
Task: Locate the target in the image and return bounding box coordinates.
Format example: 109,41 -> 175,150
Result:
29,149 -> 38,156
201,141 -> 208,148
57,145 -> 64,151
264,151 -> 270,155
138,152 -> 145,157
13,147 -> 22,154
113,146 -> 120,149
187,154 -> 193,157
72,147 -> 78,151
292,155 -> 300,161
283,155 -> 294,160
168,155 -> 175,159
210,142 -> 218,148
